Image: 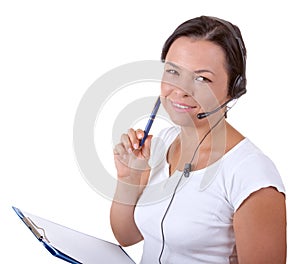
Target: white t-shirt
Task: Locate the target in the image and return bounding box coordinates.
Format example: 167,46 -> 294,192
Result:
134,126 -> 285,264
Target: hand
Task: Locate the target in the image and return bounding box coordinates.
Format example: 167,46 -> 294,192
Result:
113,128 -> 152,181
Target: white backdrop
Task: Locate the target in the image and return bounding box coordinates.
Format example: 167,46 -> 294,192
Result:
1,0 -> 299,263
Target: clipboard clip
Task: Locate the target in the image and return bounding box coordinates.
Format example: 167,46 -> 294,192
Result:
23,216 -> 50,243
12,206 -> 50,243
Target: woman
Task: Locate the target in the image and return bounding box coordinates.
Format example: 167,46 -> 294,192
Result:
111,16 -> 286,263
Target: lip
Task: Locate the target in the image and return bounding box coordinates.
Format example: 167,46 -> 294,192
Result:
171,101 -> 197,112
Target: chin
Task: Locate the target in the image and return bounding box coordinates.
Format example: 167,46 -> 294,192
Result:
168,112 -> 197,127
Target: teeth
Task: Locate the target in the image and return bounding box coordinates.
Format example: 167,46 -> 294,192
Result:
173,103 -> 190,109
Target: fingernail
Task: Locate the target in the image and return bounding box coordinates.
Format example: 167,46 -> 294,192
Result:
128,148 -> 132,153
134,143 -> 139,150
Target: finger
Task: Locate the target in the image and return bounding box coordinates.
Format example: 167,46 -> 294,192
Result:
113,143 -> 127,156
127,128 -> 140,150
135,129 -> 144,141
141,135 -> 152,159
121,132 -> 134,153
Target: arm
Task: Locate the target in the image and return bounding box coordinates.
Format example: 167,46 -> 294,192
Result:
110,169 -> 149,247
110,129 -> 151,247
233,187 -> 286,264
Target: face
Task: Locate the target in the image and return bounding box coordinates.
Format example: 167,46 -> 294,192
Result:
161,37 -> 229,127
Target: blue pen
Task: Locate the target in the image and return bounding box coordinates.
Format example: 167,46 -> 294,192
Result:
139,96 -> 161,147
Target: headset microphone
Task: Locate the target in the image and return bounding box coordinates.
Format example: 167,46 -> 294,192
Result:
183,163 -> 192,177
197,99 -> 233,119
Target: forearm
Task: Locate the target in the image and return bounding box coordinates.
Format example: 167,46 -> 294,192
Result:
110,178 -> 144,246
110,201 -> 143,247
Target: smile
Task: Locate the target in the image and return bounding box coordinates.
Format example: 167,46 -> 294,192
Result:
172,102 -> 196,111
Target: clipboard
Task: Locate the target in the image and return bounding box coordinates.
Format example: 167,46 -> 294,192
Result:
12,206 -> 136,264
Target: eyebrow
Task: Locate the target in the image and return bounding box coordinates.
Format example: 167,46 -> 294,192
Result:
165,61 -> 215,75
165,61 -> 181,70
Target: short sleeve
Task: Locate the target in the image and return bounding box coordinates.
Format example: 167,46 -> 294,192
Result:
228,153 -> 285,212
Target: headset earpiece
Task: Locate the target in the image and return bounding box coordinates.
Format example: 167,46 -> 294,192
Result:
231,75 -> 246,99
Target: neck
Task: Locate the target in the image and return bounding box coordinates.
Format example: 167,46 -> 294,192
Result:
167,117 -> 230,174
182,116 -> 227,168
179,115 -> 227,149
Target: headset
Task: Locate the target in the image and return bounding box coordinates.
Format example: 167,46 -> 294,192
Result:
196,17 -> 247,119
210,16 -> 247,99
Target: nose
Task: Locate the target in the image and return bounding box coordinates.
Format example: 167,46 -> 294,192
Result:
161,81 -> 192,100
162,75 -> 195,97
173,83 -> 191,97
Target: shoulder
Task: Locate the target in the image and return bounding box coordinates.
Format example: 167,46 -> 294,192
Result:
148,126 -> 180,168
150,126 -> 180,154
224,138 -> 278,173
221,138 -> 285,212
155,126 -> 180,140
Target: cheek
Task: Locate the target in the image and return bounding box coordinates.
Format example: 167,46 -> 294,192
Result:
160,82 -> 173,97
211,75 -> 229,99
212,82 -> 228,99
193,82 -> 228,107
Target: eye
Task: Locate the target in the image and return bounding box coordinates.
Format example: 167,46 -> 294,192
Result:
195,75 -> 211,82
165,69 -> 179,76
